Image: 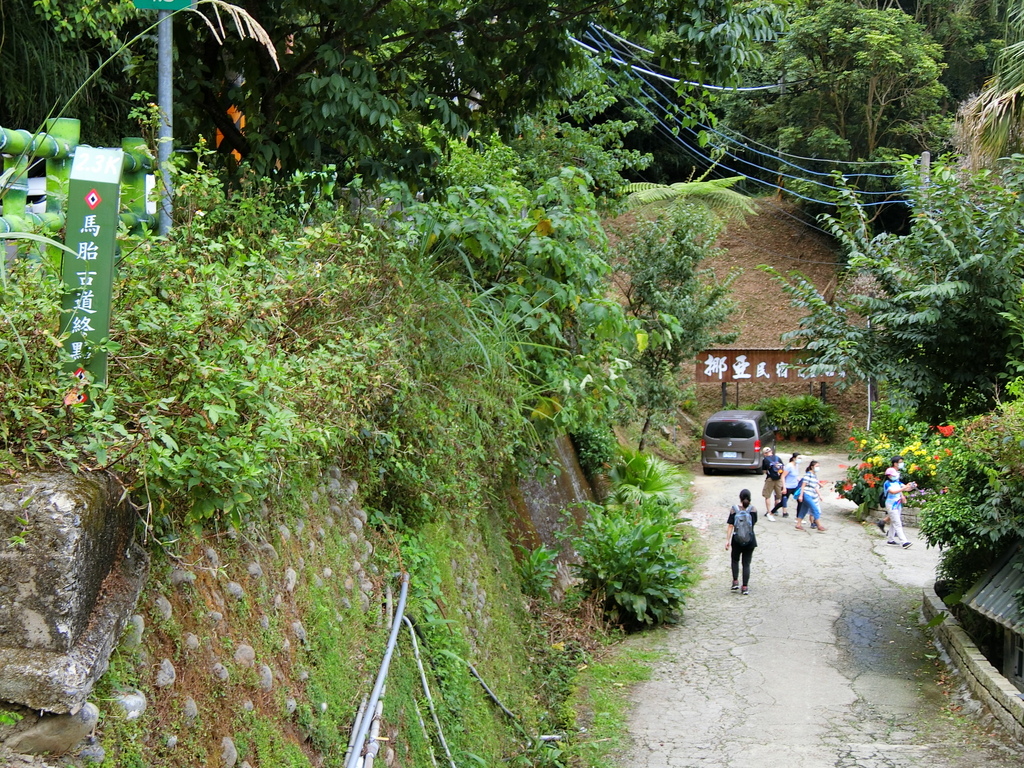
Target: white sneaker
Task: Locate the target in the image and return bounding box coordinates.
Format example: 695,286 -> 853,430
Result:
765,513 -> 776,521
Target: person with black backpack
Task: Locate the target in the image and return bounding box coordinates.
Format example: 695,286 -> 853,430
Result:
760,446 -> 786,520
726,489 -> 758,595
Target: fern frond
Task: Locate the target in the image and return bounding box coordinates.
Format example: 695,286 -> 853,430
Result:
624,176 -> 755,222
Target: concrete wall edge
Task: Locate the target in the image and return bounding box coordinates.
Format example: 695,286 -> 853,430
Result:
922,586 -> 1024,744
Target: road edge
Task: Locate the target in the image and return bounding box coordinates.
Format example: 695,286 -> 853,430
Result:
922,587 -> 1024,743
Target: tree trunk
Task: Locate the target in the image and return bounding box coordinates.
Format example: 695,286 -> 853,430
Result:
638,414 -> 652,452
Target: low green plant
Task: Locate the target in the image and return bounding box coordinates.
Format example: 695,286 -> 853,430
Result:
605,446 -> 686,509
569,425 -> 618,478
754,394 -> 840,441
0,710 -> 23,726
516,544 -> 559,599
572,500 -> 691,630
6,516 -> 30,548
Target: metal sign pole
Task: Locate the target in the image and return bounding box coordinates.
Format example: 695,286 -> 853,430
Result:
157,9 -> 173,235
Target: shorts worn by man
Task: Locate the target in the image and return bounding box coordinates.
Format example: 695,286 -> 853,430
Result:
761,447 -> 785,520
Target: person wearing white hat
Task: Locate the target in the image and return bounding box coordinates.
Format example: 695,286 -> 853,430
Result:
881,456 -> 916,549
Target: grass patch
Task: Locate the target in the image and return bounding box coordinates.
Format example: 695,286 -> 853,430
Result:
566,643 -> 662,767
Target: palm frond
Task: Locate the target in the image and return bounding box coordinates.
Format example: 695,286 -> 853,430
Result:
190,1 -> 280,70
956,2 -> 1024,168
957,84 -> 1024,169
607,446 -> 686,507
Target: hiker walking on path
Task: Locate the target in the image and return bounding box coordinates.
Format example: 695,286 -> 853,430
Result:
875,455 -> 901,534
795,459 -> 826,532
770,451 -> 801,518
725,489 -> 757,595
624,451 -> 1024,768
760,446 -> 785,520
883,456 -> 916,549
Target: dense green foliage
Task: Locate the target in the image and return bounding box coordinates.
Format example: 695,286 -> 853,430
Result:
5,0 -> 784,189
1,157 -> 534,527
771,156 -> 1024,422
613,205 -> 739,448
0,0 -> 140,142
605,446 -> 687,510
728,0 -> 948,166
166,0 -> 782,183
570,447 -> 693,629
754,394 -> 839,442
916,394 -> 1024,593
573,499 -> 692,629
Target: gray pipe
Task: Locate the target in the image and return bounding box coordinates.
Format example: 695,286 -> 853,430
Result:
344,697 -> 368,767
362,699 -> 384,768
403,616 -> 457,768
344,572 -> 409,768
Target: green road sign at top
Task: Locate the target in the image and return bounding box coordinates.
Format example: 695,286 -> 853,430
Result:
133,0 -> 192,10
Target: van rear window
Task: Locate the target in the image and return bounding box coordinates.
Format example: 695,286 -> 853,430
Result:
705,421 -> 755,439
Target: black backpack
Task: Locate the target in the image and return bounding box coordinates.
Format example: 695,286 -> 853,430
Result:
733,505 -> 754,546
879,478 -> 893,507
765,456 -> 782,480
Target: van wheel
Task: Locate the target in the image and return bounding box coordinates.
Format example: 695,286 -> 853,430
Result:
702,467 -> 713,475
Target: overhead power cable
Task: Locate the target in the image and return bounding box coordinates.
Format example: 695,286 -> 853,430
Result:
629,75 -> 907,195
578,23 -> 913,183
612,73 -> 910,207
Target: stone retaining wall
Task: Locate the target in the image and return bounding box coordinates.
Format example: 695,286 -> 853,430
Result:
922,587 -> 1024,743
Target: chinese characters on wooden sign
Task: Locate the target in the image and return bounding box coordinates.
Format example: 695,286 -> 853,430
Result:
60,147 -> 124,393
695,349 -> 845,383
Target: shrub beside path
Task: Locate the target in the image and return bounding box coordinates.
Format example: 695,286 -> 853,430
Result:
620,451 -> 1024,768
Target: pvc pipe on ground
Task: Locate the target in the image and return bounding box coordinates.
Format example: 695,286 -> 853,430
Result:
403,616 -> 457,768
344,572 -> 409,768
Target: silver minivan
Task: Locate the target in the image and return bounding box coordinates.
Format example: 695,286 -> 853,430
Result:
700,410 -> 777,475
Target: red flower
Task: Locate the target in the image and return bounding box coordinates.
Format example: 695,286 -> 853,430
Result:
863,473 -> 877,487
936,424 -> 955,437
843,483 -> 853,491
858,461 -> 870,470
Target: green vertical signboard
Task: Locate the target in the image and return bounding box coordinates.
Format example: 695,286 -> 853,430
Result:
61,147 -> 124,393
132,0 -> 192,9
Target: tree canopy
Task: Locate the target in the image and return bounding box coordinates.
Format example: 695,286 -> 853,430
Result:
0,0 -> 777,185
772,156 -> 1024,423
722,0 -> 949,167
172,0 -> 785,182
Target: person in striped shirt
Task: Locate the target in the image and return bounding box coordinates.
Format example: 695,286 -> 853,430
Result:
794,460 -> 826,532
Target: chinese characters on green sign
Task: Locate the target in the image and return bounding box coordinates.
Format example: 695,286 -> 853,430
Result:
60,147 -> 124,394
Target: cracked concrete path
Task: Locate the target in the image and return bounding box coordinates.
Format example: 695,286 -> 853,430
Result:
621,452 -> 1024,768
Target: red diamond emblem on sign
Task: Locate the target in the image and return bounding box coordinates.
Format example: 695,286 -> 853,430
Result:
85,189 -> 102,209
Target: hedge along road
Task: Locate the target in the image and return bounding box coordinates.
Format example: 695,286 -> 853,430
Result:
620,451 -> 1024,768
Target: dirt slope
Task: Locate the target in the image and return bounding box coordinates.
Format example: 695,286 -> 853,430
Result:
710,197 -> 840,348
607,196 -> 866,436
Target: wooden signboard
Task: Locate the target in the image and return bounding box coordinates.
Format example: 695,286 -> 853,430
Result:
695,349 -> 845,383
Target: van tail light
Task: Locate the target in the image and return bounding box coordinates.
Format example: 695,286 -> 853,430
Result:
754,439 -> 762,453
700,438 -> 706,452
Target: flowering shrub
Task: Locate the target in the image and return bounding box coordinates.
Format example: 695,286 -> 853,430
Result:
839,409 -> 955,507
